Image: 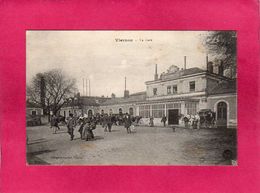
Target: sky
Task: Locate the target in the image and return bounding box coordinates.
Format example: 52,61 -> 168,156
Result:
26,30 -> 210,97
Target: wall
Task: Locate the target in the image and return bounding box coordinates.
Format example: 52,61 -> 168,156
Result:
146,74 -> 206,98
26,108 -> 43,116
100,103 -> 136,115
207,94 -> 237,127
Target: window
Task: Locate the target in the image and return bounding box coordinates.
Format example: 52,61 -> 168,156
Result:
153,88 -> 157,96
32,110 -> 36,116
185,102 -> 198,115
152,104 -> 165,118
139,105 -> 150,118
119,108 -> 123,115
167,86 -> 171,94
189,81 -> 195,92
172,85 -> 178,94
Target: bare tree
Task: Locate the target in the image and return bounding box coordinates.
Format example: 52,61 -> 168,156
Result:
27,69 -> 77,116
202,31 -> 237,78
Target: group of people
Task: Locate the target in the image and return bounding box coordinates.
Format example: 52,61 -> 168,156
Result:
50,113 -> 140,141
100,113 -> 136,134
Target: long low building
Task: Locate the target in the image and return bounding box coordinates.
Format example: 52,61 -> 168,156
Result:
60,64 -> 237,128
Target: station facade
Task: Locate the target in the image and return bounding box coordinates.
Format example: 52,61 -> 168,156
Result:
59,64 -> 237,128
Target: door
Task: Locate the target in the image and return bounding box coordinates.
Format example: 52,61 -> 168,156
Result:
168,109 -> 179,125
217,102 -> 227,127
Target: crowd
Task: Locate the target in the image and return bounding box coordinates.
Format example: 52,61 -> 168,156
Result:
50,113 -> 141,141
49,110 -> 217,141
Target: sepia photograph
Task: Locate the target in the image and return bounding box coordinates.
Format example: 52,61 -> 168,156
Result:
26,30 -> 237,165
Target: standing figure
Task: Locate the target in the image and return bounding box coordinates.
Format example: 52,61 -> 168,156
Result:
51,115 -> 60,134
161,115 -> 167,127
183,115 -> 190,128
124,113 -> 132,134
107,114 -> 113,132
78,118 -> 86,139
103,114 -> 108,132
67,113 -> 76,141
149,117 -> 154,127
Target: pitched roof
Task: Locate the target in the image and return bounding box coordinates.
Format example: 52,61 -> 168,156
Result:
208,79 -> 237,95
63,96 -> 111,107
100,92 -> 146,105
26,101 -> 42,108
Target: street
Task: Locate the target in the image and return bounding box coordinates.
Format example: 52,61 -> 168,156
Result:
26,124 -> 237,165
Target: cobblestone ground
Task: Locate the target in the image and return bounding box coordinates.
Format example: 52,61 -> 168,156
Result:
26,124 -> 237,165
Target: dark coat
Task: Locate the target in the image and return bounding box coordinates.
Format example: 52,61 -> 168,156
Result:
124,115 -> 132,128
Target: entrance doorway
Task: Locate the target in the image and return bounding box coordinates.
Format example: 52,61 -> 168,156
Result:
168,109 -> 179,125
217,102 -> 227,127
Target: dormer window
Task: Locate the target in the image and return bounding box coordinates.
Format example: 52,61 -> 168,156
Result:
189,81 -> 195,92
153,88 -> 157,96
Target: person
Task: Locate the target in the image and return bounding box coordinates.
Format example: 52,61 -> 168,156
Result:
183,115 -> 190,128
83,119 -> 95,141
124,113 -> 132,133
161,115 -> 167,127
103,114 -> 108,132
67,113 -> 76,141
149,117 -> 154,127
107,114 -> 113,132
78,117 -> 86,139
51,115 -> 60,134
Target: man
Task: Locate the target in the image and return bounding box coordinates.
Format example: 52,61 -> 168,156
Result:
161,115 -> 167,127
124,113 -> 132,134
107,114 -> 113,132
67,113 -> 76,141
149,117 -> 154,127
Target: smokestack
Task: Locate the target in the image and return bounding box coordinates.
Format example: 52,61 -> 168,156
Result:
154,64 -> 158,80
124,77 -> 129,98
86,79 -> 88,96
125,76 -> 126,91
83,78 -> 85,96
184,56 -> 187,70
206,54 -> 209,70
89,79 -> 91,96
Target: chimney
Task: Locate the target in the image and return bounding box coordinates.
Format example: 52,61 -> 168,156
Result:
124,76 -> 129,98
218,60 -> 224,76
154,64 -> 158,80
207,62 -> 214,73
111,93 -> 116,99
89,79 -> 91,96
184,56 -> 186,70
124,90 -> 130,98
83,78 -> 84,96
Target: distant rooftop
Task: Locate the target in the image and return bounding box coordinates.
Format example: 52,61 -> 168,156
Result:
100,91 -> 146,106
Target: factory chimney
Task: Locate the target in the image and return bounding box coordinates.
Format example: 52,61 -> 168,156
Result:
154,64 -> 158,80
184,56 -> 187,70
124,76 -> 129,98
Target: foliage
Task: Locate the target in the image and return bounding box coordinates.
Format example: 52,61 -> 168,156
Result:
202,31 -> 237,78
27,69 -> 77,115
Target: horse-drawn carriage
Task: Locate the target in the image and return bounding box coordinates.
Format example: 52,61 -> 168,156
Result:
198,109 -> 216,128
